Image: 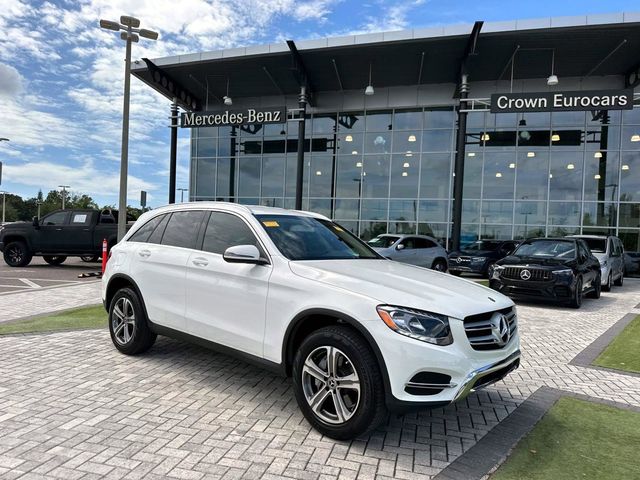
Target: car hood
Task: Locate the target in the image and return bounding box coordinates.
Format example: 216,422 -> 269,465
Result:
289,259 -> 513,320
496,255 -> 575,269
451,250 -> 493,257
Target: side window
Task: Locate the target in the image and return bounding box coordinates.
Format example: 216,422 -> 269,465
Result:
71,212 -> 92,226
42,211 -> 68,226
578,242 -> 589,260
416,238 -> 436,249
608,238 -> 615,256
401,238 -> 416,249
161,211 -> 206,249
129,215 -> 164,243
147,214 -> 170,244
202,212 -> 261,255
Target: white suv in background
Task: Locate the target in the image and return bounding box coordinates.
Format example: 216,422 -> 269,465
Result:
102,203 -> 520,439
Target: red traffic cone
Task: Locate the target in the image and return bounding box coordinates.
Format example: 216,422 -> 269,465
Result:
101,239 -> 108,274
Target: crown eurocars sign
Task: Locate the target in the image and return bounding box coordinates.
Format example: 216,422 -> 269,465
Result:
181,107 -> 286,128
490,89 -> 633,113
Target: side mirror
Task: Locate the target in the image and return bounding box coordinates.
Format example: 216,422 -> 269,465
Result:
32,216 -> 40,229
223,245 -> 268,265
396,244 -> 405,251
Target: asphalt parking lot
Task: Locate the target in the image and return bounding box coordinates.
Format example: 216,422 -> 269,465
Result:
0,256 -> 101,294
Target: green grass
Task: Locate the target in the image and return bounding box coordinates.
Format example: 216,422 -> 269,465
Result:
491,397 -> 640,480
594,315 -> 640,374
477,280 -> 490,287
0,305 -> 107,335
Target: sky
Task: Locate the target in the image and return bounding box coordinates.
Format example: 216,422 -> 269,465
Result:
0,0 -> 636,208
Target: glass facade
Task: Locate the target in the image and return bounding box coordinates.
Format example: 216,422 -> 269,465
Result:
190,106 -> 640,252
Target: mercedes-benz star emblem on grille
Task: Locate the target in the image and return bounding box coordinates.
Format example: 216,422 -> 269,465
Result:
520,269 -> 531,280
456,257 -> 462,263
490,313 -> 511,346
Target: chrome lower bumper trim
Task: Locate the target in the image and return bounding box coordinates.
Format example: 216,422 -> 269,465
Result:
452,349 -> 521,402
405,381 -> 458,389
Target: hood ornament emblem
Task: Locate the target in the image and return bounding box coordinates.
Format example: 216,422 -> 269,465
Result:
520,269 -> 531,280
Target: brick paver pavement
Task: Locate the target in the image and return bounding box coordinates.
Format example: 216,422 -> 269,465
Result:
0,280 -> 638,479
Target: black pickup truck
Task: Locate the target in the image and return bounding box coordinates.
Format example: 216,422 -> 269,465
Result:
0,209 -> 132,267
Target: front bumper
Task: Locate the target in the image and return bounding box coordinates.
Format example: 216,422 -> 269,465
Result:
448,258 -> 488,274
490,276 -> 575,302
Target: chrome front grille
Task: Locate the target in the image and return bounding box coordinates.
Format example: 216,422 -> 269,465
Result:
502,266 -> 552,281
463,307 -> 517,351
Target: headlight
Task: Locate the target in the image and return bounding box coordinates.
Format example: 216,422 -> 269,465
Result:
553,269 -> 574,276
376,305 -> 452,345
490,265 -> 504,279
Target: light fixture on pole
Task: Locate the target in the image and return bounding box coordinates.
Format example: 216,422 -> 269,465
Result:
223,77 -> 232,106
58,185 -> 70,210
100,15 -> 158,241
547,49 -> 559,86
177,188 -> 188,202
365,63 -> 374,96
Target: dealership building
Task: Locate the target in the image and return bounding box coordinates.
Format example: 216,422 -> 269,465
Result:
132,12 -> 640,252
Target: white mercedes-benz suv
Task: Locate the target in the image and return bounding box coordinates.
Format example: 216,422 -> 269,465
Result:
102,203 -> 520,439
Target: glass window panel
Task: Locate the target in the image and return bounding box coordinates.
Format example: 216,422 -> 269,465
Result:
202,212 -> 260,255
421,153 -> 452,199
260,197 -> 283,208
424,108 -> 454,129
491,113 -> 518,128
418,200 -> 448,223
261,156 -> 285,198
466,112 -> 486,129
197,137 -> 217,157
515,150 -> 549,200
552,111 -> 586,126
309,155 -> 333,197
622,126 -> 640,149
161,211 -> 205,249
309,198 -> 332,217
336,155 -> 363,198
422,130 -> 453,151
237,157 -> 260,197
514,225 -> 546,239
334,199 -> 360,220
312,113 -> 337,134
197,127 -> 218,138
418,223 -> 448,245
262,123 -> 287,136
388,222 -> 416,235
337,133 -> 363,155
284,156 -> 297,197
191,137 -> 197,157
582,202 -> 617,228
218,126 -> 235,136
365,111 -> 392,131
480,224 -> 512,240
216,158 -> 232,198
360,221 -> 387,240
364,132 -> 392,154
361,199 -> 388,220
262,136 -> 287,155
622,108 -> 640,125
239,125 -> 263,138
337,112 -> 364,132
620,152 -> 639,201
461,151 -> 482,198
394,109 -> 423,130
587,110 -> 620,126
462,200 -> 480,223
390,154 -> 419,198
335,220 -> 358,236
548,202 -> 581,225
582,226 -> 616,236
393,131 -> 421,154
549,151 -> 583,201
618,229 -> 640,252
218,136 -> 237,157
389,200 -> 418,222
519,112 -> 551,128
195,157 -> 216,198
547,225 -> 580,237
238,197 -> 260,205
619,203 -> 640,228
483,152 -> 515,199
583,152 -> 619,202
362,155 -> 390,198
481,200 -> 513,224
461,224 -> 479,244
514,201 -> 547,225
585,125 -> 620,152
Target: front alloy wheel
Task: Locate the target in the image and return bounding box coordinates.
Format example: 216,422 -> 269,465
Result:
302,346 -> 360,425
108,287 -> 157,355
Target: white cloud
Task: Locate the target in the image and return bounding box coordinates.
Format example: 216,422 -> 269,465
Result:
361,0 -> 427,32
0,63 -> 24,97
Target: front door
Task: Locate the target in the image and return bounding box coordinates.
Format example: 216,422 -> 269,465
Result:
36,211 -> 70,252
185,211 -> 272,357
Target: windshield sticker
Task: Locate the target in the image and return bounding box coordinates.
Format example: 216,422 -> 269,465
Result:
263,220 -> 280,227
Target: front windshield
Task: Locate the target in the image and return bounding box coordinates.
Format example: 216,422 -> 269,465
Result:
514,240 -> 576,259
367,235 -> 400,248
255,215 -> 381,261
461,240 -> 500,252
581,238 -> 606,253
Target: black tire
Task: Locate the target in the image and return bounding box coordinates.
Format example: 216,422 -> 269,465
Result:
108,287 -> 157,355
3,241 -> 32,267
614,271 -> 624,287
43,255 -> 67,266
81,255 -> 100,263
483,261 -> 496,278
431,258 -> 448,272
602,273 -> 612,292
292,326 -> 388,440
587,274 -> 601,299
569,277 -> 583,309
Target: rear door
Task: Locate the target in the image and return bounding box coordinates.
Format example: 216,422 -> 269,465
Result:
129,211 -> 204,331
185,211 -> 272,357
414,237 -> 439,267
64,211 -> 95,251
611,237 -> 624,279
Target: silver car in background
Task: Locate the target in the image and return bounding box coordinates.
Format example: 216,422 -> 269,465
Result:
569,235 -> 625,291
367,234 -> 449,271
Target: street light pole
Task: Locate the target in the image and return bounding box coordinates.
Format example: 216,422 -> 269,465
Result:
100,16 -> 158,241
177,188 -> 188,202
58,185 -> 70,210
1,191 -> 5,223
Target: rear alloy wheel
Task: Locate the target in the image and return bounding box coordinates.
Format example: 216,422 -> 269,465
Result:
81,255 -> 100,263
43,255 -> 67,266
570,277 -> 583,309
3,241 -> 32,267
293,326 -> 387,440
614,271 -> 624,287
431,259 -> 448,272
588,274 -> 601,299
109,287 -> 157,355
602,273 -> 612,292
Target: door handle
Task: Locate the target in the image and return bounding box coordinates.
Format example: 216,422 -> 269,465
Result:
55,228 -> 63,231
192,257 -> 209,267
138,249 -> 151,258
